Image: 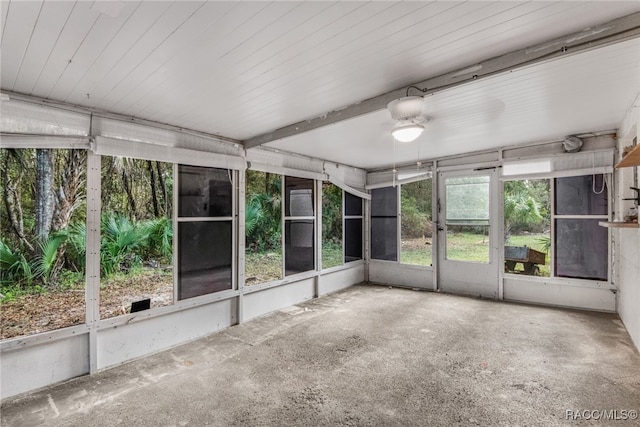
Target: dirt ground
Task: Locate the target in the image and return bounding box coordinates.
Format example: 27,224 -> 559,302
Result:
1,269 -> 173,340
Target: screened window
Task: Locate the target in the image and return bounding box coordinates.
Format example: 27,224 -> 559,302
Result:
284,177 -> 315,275
400,179 -> 432,266
245,171 -> 283,285
177,165 -> 233,299
371,187 -> 398,261
344,192 -> 363,263
554,175 -> 608,280
322,182 -> 343,269
503,179 -> 550,276
0,149 -> 87,338
100,157 -> 174,318
503,174 -> 608,281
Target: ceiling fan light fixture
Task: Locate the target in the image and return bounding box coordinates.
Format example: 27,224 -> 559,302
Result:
391,122 -> 424,142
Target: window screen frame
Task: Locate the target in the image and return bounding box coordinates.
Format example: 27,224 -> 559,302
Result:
283,176 -> 316,277
501,172 -> 611,283
175,164 -> 237,300
344,192 -> 364,263
370,186 -> 399,262
551,173 -> 610,282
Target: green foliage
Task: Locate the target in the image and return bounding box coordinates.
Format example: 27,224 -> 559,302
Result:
245,194 -> 264,236
504,180 -> 549,236
100,213 -> 149,276
401,179 -> 432,238
322,183 -> 342,244
245,171 -> 282,252
140,216 -> 173,260
322,239 -> 343,269
65,221 -> 86,270
0,239 -> 33,286
537,234 -> 551,254
32,232 -> 68,284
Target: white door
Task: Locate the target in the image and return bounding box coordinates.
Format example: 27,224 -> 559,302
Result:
437,169 -> 499,298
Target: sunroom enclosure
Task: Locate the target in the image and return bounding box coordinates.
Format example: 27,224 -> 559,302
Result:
0,96 -> 633,400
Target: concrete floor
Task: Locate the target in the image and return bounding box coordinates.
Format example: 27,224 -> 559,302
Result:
2,284 -> 639,426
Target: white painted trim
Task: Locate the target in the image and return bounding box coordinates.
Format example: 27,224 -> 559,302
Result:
0,135 -> 91,149
248,161 -> 326,181
327,175 -> 370,200
93,136 -> 246,170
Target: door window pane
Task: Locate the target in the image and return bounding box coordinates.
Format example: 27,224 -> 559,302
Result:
178,221 -> 232,299
445,176 -> 490,263
401,179 -> 432,266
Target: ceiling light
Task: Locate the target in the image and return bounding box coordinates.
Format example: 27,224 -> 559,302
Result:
392,122 -> 424,142
387,94 -> 426,142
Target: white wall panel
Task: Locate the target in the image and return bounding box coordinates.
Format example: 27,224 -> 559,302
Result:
615,122 -> 640,352
617,231 -> 640,350
96,299 -> 236,370
318,265 -> 365,296
369,260 -> 434,290
1,334 -> 89,399
503,277 -> 616,312
243,278 -> 315,322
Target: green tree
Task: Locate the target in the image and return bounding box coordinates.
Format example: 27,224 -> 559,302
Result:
504,180 -> 547,238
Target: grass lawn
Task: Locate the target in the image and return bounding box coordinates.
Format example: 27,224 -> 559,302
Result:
399,232 -> 550,276
245,249 -> 283,285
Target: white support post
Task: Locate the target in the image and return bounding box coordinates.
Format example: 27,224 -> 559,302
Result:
85,151 -> 101,374
432,160 -> 439,291
237,169 -> 246,324
315,179 -> 322,298
364,192 -> 370,283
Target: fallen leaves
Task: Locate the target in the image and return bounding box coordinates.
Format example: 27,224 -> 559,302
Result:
1,268 -> 173,340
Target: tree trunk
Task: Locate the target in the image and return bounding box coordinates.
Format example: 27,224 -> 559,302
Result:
1,151 -> 34,252
52,150 -> 86,232
122,169 -> 137,219
147,160 -> 159,217
155,161 -> 168,216
35,149 -> 55,239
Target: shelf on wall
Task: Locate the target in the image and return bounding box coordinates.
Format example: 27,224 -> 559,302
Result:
616,144 -> 640,168
598,221 -> 639,228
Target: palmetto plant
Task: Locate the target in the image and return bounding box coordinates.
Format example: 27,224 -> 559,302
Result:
32,232 -> 69,284
100,213 -> 150,276
504,181 -> 544,239
0,239 -> 33,286
245,191 -> 281,251
140,216 -> 173,261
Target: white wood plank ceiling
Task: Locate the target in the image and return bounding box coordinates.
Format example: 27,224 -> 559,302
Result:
2,1 -> 639,169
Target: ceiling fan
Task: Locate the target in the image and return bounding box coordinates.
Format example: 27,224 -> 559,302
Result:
386,86 -> 506,143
